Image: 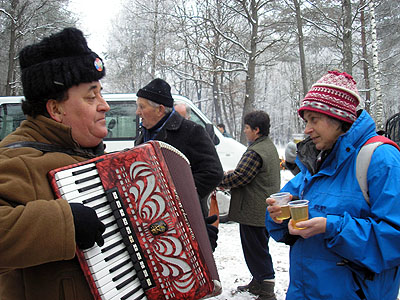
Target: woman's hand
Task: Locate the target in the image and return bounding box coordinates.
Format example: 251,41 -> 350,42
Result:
288,217 -> 327,239
266,197 -> 283,224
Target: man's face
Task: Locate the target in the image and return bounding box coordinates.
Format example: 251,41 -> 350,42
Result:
244,124 -> 259,143
136,97 -> 165,129
54,81 -> 110,148
174,103 -> 188,119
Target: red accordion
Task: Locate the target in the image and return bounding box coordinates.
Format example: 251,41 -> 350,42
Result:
48,141 -> 221,300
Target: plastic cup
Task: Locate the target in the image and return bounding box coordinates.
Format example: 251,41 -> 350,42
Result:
288,200 -> 309,229
270,192 -> 291,220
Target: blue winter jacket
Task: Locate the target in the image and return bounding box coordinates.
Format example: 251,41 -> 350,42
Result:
266,110 -> 400,300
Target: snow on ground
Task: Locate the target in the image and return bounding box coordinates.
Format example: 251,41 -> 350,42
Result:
213,221 -> 290,300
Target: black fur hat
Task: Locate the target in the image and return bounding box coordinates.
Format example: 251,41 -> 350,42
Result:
137,78 -> 174,107
19,27 -> 105,104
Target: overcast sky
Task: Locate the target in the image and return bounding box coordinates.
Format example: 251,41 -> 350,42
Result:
68,0 -> 121,53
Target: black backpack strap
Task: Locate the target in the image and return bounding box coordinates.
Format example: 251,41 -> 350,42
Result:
4,141 -> 96,158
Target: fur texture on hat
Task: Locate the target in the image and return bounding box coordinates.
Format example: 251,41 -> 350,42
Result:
19,27 -> 105,105
298,71 -> 360,123
137,78 -> 174,107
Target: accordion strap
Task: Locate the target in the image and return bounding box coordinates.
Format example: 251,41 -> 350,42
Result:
4,141 -> 97,158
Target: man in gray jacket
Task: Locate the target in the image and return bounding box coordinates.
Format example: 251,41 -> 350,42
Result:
220,111 -> 280,300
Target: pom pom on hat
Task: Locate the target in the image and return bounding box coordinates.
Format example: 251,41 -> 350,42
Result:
137,78 -> 174,107
298,71 -> 360,123
19,27 -> 105,103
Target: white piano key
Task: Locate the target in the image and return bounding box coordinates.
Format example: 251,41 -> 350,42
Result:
109,280 -> 144,300
56,168 -> 100,186
61,185 -> 105,201
88,248 -> 129,275
92,256 -> 131,282
83,234 -> 121,262
86,240 -> 125,268
54,162 -> 97,180
102,271 -> 142,299
62,187 -> 104,202
59,176 -> 102,195
95,260 -> 136,292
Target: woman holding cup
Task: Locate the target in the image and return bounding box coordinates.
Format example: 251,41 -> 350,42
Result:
266,71 -> 400,299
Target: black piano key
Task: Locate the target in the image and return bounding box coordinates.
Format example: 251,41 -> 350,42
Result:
78,182 -> 102,193
71,165 -> 97,176
121,285 -> 144,300
112,266 -> 135,282
92,201 -> 109,211
104,248 -> 125,262
74,174 -> 99,185
82,193 -> 105,205
103,228 -> 119,239
99,211 -> 113,221
101,239 -> 123,253
116,274 -> 138,290
109,258 -> 131,273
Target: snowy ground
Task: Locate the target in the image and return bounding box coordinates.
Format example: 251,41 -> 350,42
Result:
213,221 -> 290,300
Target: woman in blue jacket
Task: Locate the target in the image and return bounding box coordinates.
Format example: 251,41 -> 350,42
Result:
266,71 -> 400,299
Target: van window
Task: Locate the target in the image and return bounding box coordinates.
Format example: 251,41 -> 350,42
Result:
105,101 -> 137,140
188,110 -> 206,128
0,103 -> 26,140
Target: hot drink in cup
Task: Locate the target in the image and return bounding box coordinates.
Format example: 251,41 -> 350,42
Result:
270,192 -> 291,220
288,200 -> 309,229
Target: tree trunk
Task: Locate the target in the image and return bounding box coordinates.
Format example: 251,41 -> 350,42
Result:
150,0 -> 159,79
369,0 -> 384,131
240,0 -> 258,144
293,0 -> 308,97
6,0 -> 18,96
342,0 -> 353,74
360,0 -> 371,113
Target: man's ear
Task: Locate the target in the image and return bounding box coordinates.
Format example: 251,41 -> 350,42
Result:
158,104 -> 166,116
46,99 -> 64,122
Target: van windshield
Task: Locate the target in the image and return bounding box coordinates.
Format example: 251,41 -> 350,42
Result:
104,101 -> 137,140
0,103 -> 26,140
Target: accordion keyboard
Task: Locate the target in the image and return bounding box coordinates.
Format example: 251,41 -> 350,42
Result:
54,162 -> 149,300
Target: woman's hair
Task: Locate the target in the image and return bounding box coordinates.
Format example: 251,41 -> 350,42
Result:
326,115 -> 352,133
21,89 -> 68,117
244,110 -> 270,136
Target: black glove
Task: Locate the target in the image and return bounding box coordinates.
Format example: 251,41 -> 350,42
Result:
205,215 -> 219,252
70,203 -> 106,249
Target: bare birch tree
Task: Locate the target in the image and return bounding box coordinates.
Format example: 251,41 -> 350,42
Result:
369,0 -> 384,131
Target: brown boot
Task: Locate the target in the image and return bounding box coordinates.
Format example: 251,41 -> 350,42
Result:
251,280 -> 276,299
236,278 -> 259,292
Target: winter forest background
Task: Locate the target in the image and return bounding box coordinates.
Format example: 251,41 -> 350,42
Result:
1,0 -> 399,146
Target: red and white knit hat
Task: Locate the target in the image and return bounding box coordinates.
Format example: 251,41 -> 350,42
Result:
298,71 -> 361,123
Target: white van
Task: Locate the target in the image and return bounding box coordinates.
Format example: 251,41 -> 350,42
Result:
0,94 -> 246,222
